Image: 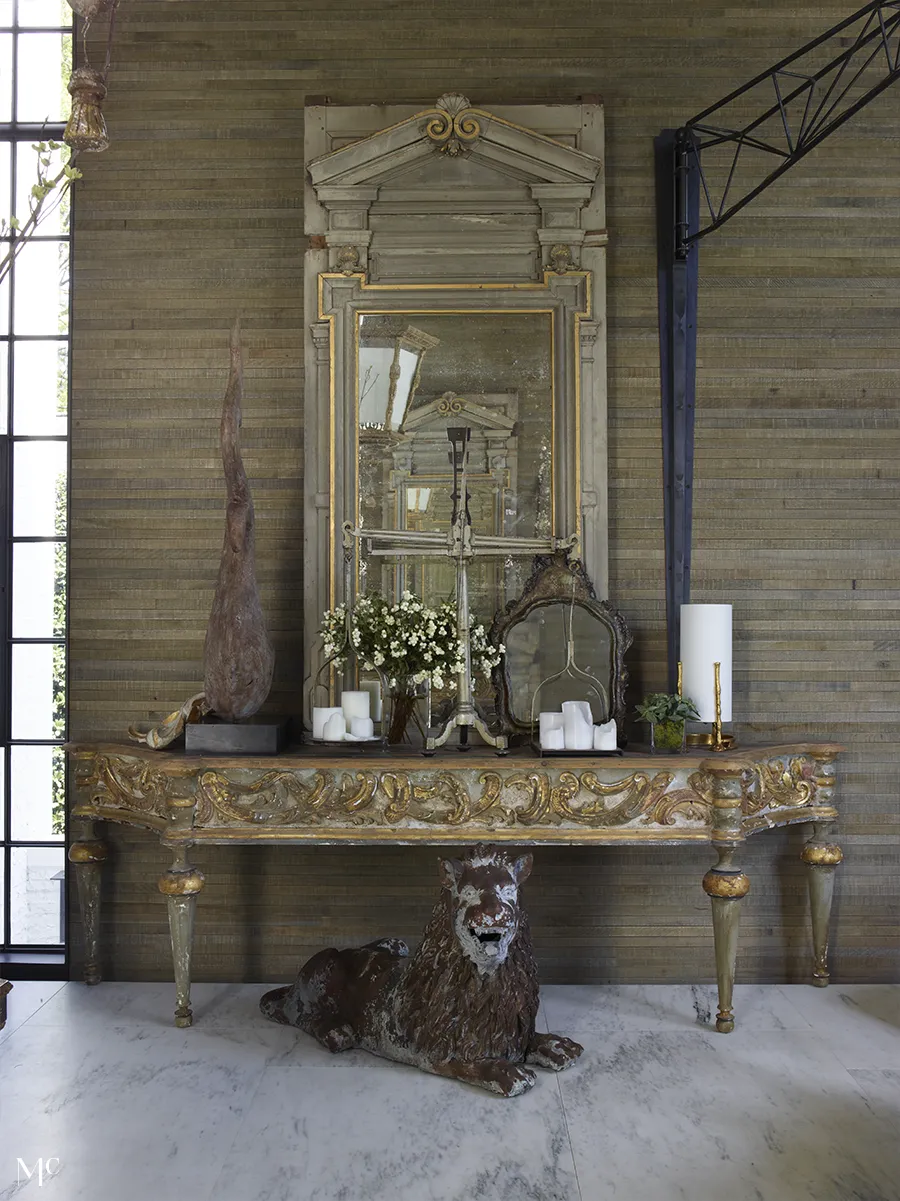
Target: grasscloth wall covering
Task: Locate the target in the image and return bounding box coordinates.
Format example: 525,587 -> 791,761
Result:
70,1 -> 900,983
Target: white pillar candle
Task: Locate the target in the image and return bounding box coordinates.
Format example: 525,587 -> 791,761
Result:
680,603 -> 732,723
562,701 -> 593,750
312,706 -> 343,740
341,690 -> 371,722
323,712 -> 347,742
349,716 -> 374,738
539,712 -> 564,744
541,727 -> 565,751
593,720 -> 618,751
360,679 -> 382,722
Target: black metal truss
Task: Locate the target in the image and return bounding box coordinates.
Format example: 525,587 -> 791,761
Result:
676,0 -> 900,257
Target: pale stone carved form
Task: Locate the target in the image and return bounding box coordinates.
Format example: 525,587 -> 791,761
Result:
260,844 -> 583,1096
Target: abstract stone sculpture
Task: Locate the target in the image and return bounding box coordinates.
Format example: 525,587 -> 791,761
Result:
260,844 -> 583,1096
129,320 -> 274,749
203,318 -> 274,720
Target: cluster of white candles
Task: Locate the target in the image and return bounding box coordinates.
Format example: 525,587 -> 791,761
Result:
312,681 -> 382,742
539,701 -> 617,752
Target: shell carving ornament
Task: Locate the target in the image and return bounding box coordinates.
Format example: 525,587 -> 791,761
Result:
260,844 -> 583,1096
423,93 -> 482,156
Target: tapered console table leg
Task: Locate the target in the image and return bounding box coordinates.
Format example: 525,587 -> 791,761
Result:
703,848 -> 751,1034
801,821 -> 843,987
68,836 -> 109,985
158,849 -> 205,1028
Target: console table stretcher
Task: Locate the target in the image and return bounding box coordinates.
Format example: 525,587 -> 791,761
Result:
66,741 -> 843,1032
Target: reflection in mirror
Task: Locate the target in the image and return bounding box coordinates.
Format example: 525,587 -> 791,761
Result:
505,602 -> 613,725
357,311 -> 553,626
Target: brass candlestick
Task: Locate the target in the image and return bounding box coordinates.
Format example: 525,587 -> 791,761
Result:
677,660 -> 683,697
685,660 -> 735,751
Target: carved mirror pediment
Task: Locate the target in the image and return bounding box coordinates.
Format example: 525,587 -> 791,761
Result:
303,95 -> 608,709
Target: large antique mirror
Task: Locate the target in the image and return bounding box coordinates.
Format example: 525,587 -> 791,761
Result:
303,95 -> 608,712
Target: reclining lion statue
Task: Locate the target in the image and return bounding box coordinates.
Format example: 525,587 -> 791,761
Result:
260,844 -> 582,1097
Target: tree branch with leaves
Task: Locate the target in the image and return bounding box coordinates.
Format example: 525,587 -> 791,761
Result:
0,140 -> 82,288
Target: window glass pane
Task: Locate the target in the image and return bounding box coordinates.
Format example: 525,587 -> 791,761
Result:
0,272 -> 8,336
0,141 -> 10,229
11,745 -> 64,840
13,339 -> 67,433
12,238 -> 68,335
16,141 -> 73,238
10,846 -> 65,944
13,540 -> 65,637
16,32 -> 71,123
0,748 -> 5,841
0,340 -> 7,433
0,2 -> 13,27
13,439 -> 67,536
18,0 -> 71,26
12,641 -> 65,740
0,34 -> 11,120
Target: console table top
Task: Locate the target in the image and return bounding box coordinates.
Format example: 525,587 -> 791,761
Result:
67,740 -> 843,847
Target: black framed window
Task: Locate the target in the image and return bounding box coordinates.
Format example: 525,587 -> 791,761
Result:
0,0 -> 72,963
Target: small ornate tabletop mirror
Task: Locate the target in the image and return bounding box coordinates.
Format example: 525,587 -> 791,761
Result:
490,553 -> 631,744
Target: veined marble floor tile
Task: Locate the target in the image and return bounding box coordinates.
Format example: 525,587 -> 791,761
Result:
776,984 -> 900,1070
24,979 -> 261,1029
850,1069 -> 900,1125
210,1062 -> 580,1201
560,1028 -> 900,1201
0,1020 -> 270,1201
541,983 -> 813,1041
0,979 -> 65,1045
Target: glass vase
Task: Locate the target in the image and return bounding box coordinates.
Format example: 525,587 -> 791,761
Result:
650,718 -> 686,754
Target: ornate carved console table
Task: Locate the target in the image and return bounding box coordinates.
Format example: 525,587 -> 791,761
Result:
67,741 -> 843,1032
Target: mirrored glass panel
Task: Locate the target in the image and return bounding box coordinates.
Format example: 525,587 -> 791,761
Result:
11,744 -> 64,840
504,601 -> 613,725
11,641 -> 64,740
15,32 -> 71,123
13,540 -> 65,637
357,311 -> 552,623
13,338 -> 67,433
13,439 -> 67,535
10,845 -> 64,943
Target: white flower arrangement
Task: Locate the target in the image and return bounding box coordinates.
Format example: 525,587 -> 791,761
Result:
320,591 -> 503,694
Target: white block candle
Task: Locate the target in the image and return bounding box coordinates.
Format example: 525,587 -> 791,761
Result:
539,712 -> 564,744
562,700 -> 593,750
680,603 -> 732,723
541,727 -> 565,751
593,720 -> 618,751
323,712 -> 347,742
341,690 -> 370,722
360,679 -> 382,722
349,716 -> 374,739
312,706 -> 342,740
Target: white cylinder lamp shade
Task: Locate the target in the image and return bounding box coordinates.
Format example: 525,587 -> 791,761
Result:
680,604 -> 732,723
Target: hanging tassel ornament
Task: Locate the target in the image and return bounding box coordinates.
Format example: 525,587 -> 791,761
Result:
64,68 -> 109,152
63,0 -> 119,153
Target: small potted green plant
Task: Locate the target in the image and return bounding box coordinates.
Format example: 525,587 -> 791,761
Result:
635,692 -> 700,754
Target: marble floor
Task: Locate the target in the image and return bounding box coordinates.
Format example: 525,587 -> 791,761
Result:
0,981 -> 898,1201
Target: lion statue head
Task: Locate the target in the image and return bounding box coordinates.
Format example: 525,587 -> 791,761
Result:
438,844 -> 533,976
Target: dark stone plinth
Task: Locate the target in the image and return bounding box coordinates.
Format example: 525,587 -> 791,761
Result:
185,717 -> 290,755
